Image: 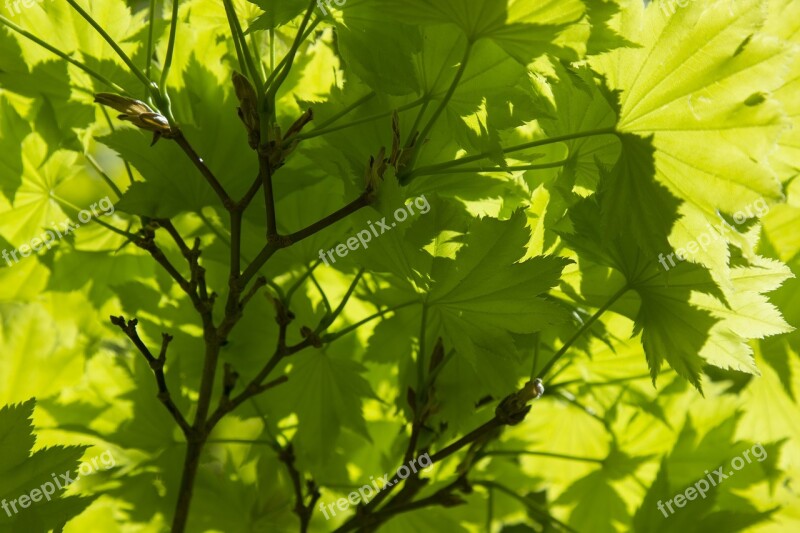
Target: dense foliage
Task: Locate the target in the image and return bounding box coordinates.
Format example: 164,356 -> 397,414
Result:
0,0 -> 799,531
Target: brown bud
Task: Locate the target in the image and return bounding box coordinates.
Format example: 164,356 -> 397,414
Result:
231,71 -> 260,146
94,93 -> 173,140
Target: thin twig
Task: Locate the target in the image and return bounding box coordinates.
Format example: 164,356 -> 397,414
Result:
279,443 -> 321,532
110,316 -> 192,436
239,192 -> 372,289
172,131 -> 235,210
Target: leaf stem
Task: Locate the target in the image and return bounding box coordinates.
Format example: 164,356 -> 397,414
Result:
263,17 -> 319,92
399,39 -> 474,180
312,91 -> 376,131
472,480 -> 578,533
266,0 -> 317,109
548,372 -> 655,390
317,268 -> 365,334
222,0 -> 246,74
99,108 -> 137,185
293,98 -> 424,142
321,299 -> 419,343
480,450 -> 605,464
265,0 -> 317,101
0,15 -> 128,94
65,0 -> 152,89
309,273 -> 332,313
222,0 -> 264,93
145,0 -> 157,85
418,160 -> 570,176
160,0 -> 180,90
82,152 -> 123,198
402,127 -> 617,184
536,285 -> 629,379
285,260 -> 322,304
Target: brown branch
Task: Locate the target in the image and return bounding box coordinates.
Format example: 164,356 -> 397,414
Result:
110,316 -> 192,436
238,243 -> 280,291
172,130 -> 235,211
240,276 -> 267,308
206,375 -> 288,430
206,298 -> 293,431
334,380 -> 547,532
156,221 -> 209,301
238,191 -> 372,289
380,478 -> 467,520
215,362 -> 240,412
260,152 -> 279,241
279,443 -> 321,532
134,227 -> 213,321
205,282 -> 342,433
284,191 -> 371,245
238,173 -> 262,209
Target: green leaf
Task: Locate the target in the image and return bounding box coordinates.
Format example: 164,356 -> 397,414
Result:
336,4 -> 421,95
591,0 -> 789,275
375,0 -> 589,63
428,211 -> 571,362
246,0 -> 309,32
268,349 -> 377,465
0,399 -> 93,531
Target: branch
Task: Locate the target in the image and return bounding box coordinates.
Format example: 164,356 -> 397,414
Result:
399,39 -> 474,179
135,226 -> 209,316
279,443 -> 321,532
110,316 -> 192,436
284,191 -> 372,245
172,131 -> 235,211
206,297 -> 294,431
337,379 -> 547,530
238,173 -> 263,210
259,151 -> 279,240
346,478 -> 468,531
239,191 -> 372,289
240,276 -> 267,309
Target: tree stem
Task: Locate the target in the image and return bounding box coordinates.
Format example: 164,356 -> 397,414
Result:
171,438 -> 206,532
